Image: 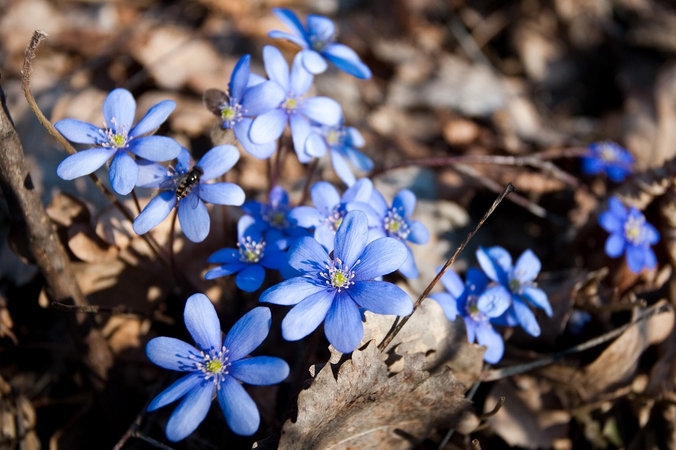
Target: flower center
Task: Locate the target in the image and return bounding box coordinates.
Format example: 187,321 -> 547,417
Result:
263,207 -> 289,230
220,99 -> 243,129
282,96 -> 301,113
324,208 -> 345,233
325,128 -> 345,147
309,34 -> 334,52
238,236 -> 266,263
508,278 -> 522,294
384,208 -> 410,240
624,215 -> 646,245
598,144 -> 621,162
465,293 -> 486,322
102,119 -> 129,148
321,257 -> 357,291
188,346 -> 231,386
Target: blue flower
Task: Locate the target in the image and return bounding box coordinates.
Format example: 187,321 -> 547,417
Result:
367,189 -> 429,278
476,246 -> 551,337
581,141 -> 634,182
132,146 -> 245,243
55,88 -> 181,195
204,55 -> 286,159
287,178 -> 376,251
599,196 -> 659,273
307,122 -> 373,186
204,215 -> 288,292
249,46 -> 342,163
429,268 -> 506,363
146,294 -> 289,441
260,211 -> 413,353
269,8 -> 372,79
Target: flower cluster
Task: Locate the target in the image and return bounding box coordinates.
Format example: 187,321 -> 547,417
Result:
581,141 -> 634,182
599,197 -> 659,273
430,246 -> 551,363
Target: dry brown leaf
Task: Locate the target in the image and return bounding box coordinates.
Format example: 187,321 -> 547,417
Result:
67,223 -> 118,263
275,341 -> 471,450
45,192 -> 91,228
573,300 -> 674,401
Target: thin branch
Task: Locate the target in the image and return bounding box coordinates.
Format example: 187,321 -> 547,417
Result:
378,184 -> 515,352
480,300 -> 672,382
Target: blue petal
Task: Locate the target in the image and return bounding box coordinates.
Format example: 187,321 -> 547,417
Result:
148,372 -> 203,411
136,161 -> 171,188
146,336 -> 200,371
605,233 -> 626,258
393,189 -> 417,218
176,147 -> 192,172
130,100 -> 176,137
234,118 -> 277,159
55,119 -> 104,144
229,356 -> 290,385
331,151 -> 356,186
475,324 -> 504,364
281,289 -> 335,341
290,52 -> 314,95
644,247 -> 658,270
349,281 -> 412,316
465,318 -> 477,343
197,145 -> 240,180
626,244 -> 646,273
344,146 -> 374,172
56,147 -> 115,180
522,287 -> 552,317
429,293 -> 459,321
465,267 -> 490,291
305,130 -> 327,157
345,178 -> 374,203
133,191 -> 176,235
439,269 -> 465,298
289,113 -> 313,163
608,197 -> 628,221
288,236 -> 328,273
323,43 -> 372,79
315,226 -> 336,252
178,198 -> 209,242
513,300 -> 541,336
250,109 -> 287,144
397,246 -> 419,279
301,49 -> 328,74
599,210 -> 624,234
217,376 -> 259,436
644,222 -> 660,245
199,183 -> 245,206
407,220 -> 429,245
513,249 -> 541,283
354,237 -> 407,280
103,88 -> 135,130
477,285 -> 511,318
581,156 -> 603,175
306,15 -> 335,42
165,381 -> 213,442
324,293 -> 363,353
367,188 -> 388,216
300,97 -> 341,126
204,262 -> 247,279
263,45 -> 289,92
334,210 -> 368,267
268,30 -> 307,48
230,55 -> 251,102
347,127 -> 366,147
259,277 -> 326,306
241,80 -> 285,116
224,306 -> 271,361
236,265 -> 266,292
207,248 -> 239,264
128,135 -> 181,161
476,246 -> 510,285
310,181 -> 340,215
271,8 -> 309,44
184,293 -> 222,352
109,151 -> 139,195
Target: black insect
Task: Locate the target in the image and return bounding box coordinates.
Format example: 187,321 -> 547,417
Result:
175,166 -> 204,203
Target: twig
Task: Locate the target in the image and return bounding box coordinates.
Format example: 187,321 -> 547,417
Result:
378,184 -> 515,351
299,158 -> 319,205
480,300 -> 672,382
3,40 -> 113,386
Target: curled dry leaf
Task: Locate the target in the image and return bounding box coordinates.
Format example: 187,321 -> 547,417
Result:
274,341 -> 471,450
0,375 -> 39,450
67,223 -> 118,263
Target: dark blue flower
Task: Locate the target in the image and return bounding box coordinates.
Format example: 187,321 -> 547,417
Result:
306,122 -> 373,186
260,211 -> 413,353
249,46 -> 342,163
599,196 -> 659,273
429,268 -> 506,363
55,88 -> 181,195
204,215 -> 288,292
287,178 -> 376,251
476,246 -> 551,337
269,8 -> 372,79
204,55 -> 286,159
367,189 -> 429,279
146,294 -> 289,441
132,146 -> 245,243
581,141 -> 634,182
